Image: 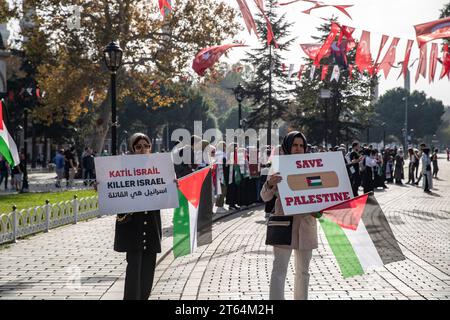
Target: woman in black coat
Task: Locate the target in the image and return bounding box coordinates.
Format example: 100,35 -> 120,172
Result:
113,133 -> 162,300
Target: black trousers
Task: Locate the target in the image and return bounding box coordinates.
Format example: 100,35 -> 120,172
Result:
124,250 -> 157,300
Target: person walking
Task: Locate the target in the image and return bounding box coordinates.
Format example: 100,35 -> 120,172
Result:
112,133 -> 162,300
54,149 -> 65,188
394,148 -> 404,185
349,142 -> 363,197
431,148 -> 439,179
261,131 -> 319,300
421,147 -> 433,192
407,147 -> 418,184
0,155 -> 9,190
82,148 -> 95,186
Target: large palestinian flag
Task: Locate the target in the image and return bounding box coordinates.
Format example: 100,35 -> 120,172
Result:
173,167 -> 213,258
0,100 -> 20,167
319,193 -> 405,278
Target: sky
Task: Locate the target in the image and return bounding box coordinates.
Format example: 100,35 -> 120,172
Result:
222,0 -> 450,106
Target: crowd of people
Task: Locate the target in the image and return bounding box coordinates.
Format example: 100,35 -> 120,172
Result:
343,141 -> 441,195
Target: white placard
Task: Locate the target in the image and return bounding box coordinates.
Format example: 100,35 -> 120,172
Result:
95,153 -> 179,214
270,152 -> 353,215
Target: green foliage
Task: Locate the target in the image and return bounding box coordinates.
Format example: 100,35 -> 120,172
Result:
242,0 -> 296,129
218,104 -> 252,132
0,190 -> 97,215
372,88 -> 445,145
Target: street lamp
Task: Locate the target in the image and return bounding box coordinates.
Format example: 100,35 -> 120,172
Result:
234,83 -> 245,129
103,41 -> 123,156
402,96 -> 408,152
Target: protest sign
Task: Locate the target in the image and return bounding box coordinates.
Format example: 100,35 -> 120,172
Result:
270,152 -> 353,215
95,153 -> 179,214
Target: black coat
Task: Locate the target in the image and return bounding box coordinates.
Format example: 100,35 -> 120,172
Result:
113,210 -> 162,253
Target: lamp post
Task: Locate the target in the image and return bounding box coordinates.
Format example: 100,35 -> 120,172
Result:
402,96 -> 408,151
22,108 -> 29,192
234,83 -> 244,129
103,42 -> 123,156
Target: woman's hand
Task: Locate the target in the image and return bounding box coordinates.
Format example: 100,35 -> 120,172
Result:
267,173 -> 282,188
173,179 -> 179,188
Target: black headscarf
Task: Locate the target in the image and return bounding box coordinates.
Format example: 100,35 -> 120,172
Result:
281,131 -> 307,155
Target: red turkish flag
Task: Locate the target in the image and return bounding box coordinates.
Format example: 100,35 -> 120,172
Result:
192,44 -> 246,76
439,44 -> 450,80
355,31 -> 373,74
372,35 -> 389,74
236,0 -> 258,38
398,39 -> 414,80
300,43 -> 331,60
338,25 -> 356,51
415,43 -> 428,83
158,0 -> 172,17
429,43 -> 438,83
378,37 -> 400,79
314,22 -> 340,66
254,0 -> 278,48
321,65 -> 329,80
414,17 -> 450,48
302,3 -> 353,19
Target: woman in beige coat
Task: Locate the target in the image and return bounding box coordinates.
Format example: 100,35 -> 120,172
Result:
260,131 -> 319,300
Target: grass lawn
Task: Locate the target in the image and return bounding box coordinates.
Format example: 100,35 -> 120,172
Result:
0,189 -> 98,214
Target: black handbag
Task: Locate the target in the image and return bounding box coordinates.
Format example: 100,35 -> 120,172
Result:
265,215 -> 293,246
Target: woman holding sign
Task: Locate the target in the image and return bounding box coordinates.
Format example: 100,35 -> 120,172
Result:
261,131 -> 319,300
113,133 -> 162,300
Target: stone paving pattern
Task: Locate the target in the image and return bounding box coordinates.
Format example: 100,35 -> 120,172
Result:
1,155 -> 449,300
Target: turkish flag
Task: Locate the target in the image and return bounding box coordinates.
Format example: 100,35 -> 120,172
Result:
300,43 -> 331,60
355,31 -> 373,74
414,16 -> 450,48
236,0 -> 258,38
372,35 -> 389,74
429,43 -> 438,83
338,25 -> 356,51
398,39 -> 414,80
439,44 -> 450,80
314,22 -> 340,66
378,37 -> 400,79
192,44 -> 246,76
415,44 -> 428,83
415,43 -> 427,83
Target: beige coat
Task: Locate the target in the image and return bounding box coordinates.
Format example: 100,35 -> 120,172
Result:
261,180 -> 318,250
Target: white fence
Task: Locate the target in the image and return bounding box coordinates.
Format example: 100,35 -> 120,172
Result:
0,196 -> 100,245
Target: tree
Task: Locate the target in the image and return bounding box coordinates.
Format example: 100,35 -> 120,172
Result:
286,20 -> 376,147
5,0 -> 239,153
373,88 -> 445,145
242,0 -> 296,134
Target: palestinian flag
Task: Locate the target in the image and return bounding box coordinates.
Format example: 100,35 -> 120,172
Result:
306,176 -> 322,187
319,194 -> 405,278
173,167 -> 213,258
0,100 -> 20,167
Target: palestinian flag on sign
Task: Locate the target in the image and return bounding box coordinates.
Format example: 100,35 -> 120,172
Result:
173,167 -> 213,258
0,100 -> 20,167
319,193 -> 405,278
306,176 -> 322,187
